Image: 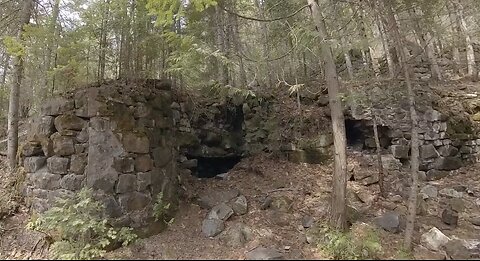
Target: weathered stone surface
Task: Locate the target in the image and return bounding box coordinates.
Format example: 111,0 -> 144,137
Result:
382,155 -> 402,170
420,185 -> 438,200
113,157 -> 135,173
116,174 -> 137,194
433,157 -> 462,171
414,246 -> 446,260
202,218 -> 225,237
439,188 -> 463,198
74,143 -> 87,154
230,195 -> 248,215
60,174 -> 84,191
459,146 -> 474,154
421,227 -> 450,251
180,159 -> 197,169
424,109 -> 443,122
302,216 -> 314,228
86,118 -> 123,193
438,145 -> 458,157
74,88 -> 101,118
246,247 -> 283,260
441,209 -> 458,227
29,169 -> 61,190
41,97 -> 74,116
22,142 -> 43,157
123,132 -> 149,154
445,240 -> 472,260
426,170 -> 450,181
136,172 -> 151,191
470,217 -> 480,226
70,154 -> 86,174
24,157 -> 47,173
197,189 -> 240,209
152,147 -> 172,168
219,223 -> 253,247
134,102 -> 151,118
208,203 -> 234,221
41,138 -> 54,157
47,156 -> 70,175
317,134 -> 333,147
29,116 -> 55,139
135,154 -> 153,172
101,195 -> 122,218
54,114 -> 86,132
51,133 -> 75,156
118,192 -> 151,212
375,212 -> 401,233
420,144 -> 439,159
76,128 -> 89,143
391,145 -> 409,159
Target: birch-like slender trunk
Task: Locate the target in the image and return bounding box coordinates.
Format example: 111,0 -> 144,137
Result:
7,0 -> 34,170
307,0 -> 348,231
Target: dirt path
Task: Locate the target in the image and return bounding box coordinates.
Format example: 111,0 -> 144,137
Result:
1,152 -> 480,260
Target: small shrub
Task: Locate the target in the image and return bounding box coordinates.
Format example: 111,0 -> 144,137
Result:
27,188 -> 137,260
318,223 -> 383,260
153,192 -> 174,225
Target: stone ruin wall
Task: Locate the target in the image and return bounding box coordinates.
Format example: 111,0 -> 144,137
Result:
351,105 -> 480,180
21,79 -> 178,237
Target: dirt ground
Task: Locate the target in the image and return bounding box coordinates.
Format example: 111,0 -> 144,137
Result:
1,150 -> 479,260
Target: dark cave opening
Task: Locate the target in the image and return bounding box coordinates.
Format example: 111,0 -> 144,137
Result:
345,119 -> 392,150
188,156 -> 243,178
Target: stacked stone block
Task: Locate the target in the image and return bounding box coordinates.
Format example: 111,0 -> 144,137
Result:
22,79 -> 178,237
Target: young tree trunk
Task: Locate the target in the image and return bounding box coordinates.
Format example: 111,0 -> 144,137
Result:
372,116 -> 385,197
1,54 -> 9,84
376,19 -> 395,78
454,0 -> 477,80
307,0 -> 348,231
342,37 -> 354,80
447,1 -> 462,75
7,0 -> 33,170
409,7 -> 442,81
44,0 -> 61,95
382,0 -> 420,250
214,5 -> 228,85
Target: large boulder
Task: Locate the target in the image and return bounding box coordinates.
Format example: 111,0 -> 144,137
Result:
375,211 -> 401,233
433,157 -> 462,171
123,132 -> 149,154
202,218 -> 225,237
41,97 -> 74,116
24,156 -> 47,173
51,133 -> 75,156
54,114 -> 86,132
197,189 -> 240,209
391,145 -> 409,159
420,227 -> 450,251
47,156 -> 70,175
420,144 -> 439,159
230,195 -> 248,215
207,203 -> 234,221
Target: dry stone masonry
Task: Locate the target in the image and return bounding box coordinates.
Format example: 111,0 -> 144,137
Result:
22,79 -> 178,237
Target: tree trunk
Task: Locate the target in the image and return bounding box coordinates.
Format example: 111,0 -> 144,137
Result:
44,0 -> 61,96
454,0 -> 477,80
372,116 -> 385,197
1,54 -> 9,84
447,1 -> 462,75
376,19 -> 395,78
382,0 -> 420,250
342,37 -> 354,80
409,7 -> 442,81
7,0 -> 33,170
214,5 -> 228,85
307,0 -> 348,231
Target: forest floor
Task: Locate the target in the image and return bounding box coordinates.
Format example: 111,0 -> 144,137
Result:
1,150 -> 479,260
